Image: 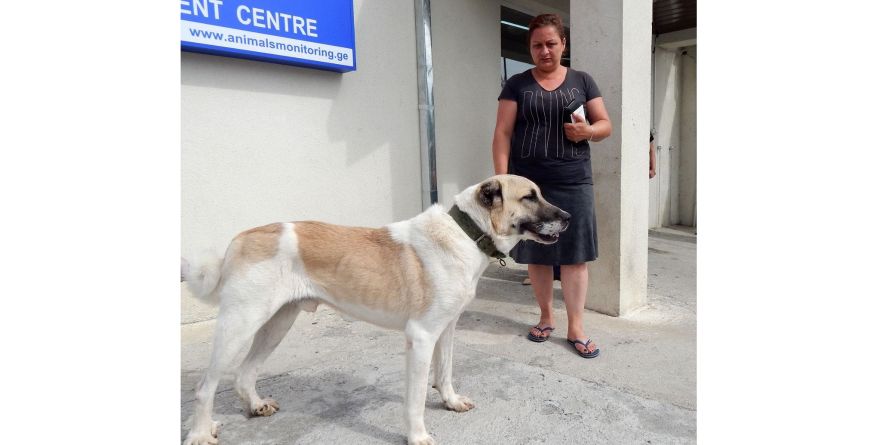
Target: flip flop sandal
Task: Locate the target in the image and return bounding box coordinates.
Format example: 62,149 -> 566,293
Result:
527,324 -> 554,342
566,338 -> 600,358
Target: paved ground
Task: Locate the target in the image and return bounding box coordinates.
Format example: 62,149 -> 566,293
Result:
181,227 -> 696,444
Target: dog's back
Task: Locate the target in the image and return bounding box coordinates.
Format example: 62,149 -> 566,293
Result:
185,218 -> 443,328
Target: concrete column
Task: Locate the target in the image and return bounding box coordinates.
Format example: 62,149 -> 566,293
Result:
679,46 -> 697,227
570,0 -> 652,316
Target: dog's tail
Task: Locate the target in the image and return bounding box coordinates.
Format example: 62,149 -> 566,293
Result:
181,252 -> 223,305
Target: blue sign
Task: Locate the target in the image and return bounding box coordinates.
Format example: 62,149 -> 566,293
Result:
181,0 -> 356,73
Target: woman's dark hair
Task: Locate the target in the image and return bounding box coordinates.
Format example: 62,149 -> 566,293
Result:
527,13 -> 566,43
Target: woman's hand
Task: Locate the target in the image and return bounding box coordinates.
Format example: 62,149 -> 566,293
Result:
563,112 -> 594,143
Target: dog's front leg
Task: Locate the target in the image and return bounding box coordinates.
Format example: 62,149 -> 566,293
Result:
405,328 -> 437,445
433,319 -> 475,413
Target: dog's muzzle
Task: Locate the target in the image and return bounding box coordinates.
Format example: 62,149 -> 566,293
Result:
520,209 -> 571,244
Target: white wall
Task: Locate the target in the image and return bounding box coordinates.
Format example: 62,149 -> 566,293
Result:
431,0 -> 501,206
181,0 -> 422,255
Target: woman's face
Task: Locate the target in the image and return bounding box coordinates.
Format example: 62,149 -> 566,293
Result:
529,25 -> 565,71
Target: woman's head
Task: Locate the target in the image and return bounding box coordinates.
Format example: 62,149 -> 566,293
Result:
527,14 -> 567,71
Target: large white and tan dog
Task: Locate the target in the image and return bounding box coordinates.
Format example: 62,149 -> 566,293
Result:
182,174 -> 570,445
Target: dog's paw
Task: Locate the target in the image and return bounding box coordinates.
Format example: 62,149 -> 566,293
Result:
183,432 -> 218,445
183,421 -> 220,445
444,394 -> 475,413
408,434 -> 436,445
251,398 -> 280,417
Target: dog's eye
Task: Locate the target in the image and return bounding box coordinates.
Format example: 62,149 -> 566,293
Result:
522,190 -> 538,202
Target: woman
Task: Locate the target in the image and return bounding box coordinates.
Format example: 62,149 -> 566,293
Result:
492,13 -> 612,358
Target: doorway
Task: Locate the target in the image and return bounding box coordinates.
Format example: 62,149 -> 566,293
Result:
650,44 -> 696,229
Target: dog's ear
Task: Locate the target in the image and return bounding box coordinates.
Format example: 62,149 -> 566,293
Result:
477,179 -> 502,208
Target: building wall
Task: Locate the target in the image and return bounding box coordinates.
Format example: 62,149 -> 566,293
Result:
431,0 -> 501,206
181,0 -> 422,255
180,1 -> 672,321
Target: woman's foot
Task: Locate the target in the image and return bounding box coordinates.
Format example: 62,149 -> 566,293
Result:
565,337 -> 599,358
527,323 -> 554,342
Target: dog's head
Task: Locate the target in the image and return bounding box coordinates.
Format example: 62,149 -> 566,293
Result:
458,175 -> 570,249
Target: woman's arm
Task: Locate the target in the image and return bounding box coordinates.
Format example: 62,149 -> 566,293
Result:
492,100 -> 517,175
564,97 -> 612,143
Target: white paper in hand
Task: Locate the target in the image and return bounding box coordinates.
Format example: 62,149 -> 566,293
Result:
571,104 -> 586,124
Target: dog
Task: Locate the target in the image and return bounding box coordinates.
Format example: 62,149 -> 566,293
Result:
182,174 -> 570,445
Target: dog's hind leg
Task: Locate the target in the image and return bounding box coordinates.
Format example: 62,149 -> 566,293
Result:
184,302 -> 275,445
235,302 -> 301,417
432,318 -> 475,413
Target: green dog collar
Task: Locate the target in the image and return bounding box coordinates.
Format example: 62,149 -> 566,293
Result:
447,205 -> 507,260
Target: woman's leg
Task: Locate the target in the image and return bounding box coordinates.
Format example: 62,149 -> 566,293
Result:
560,262 -> 597,354
527,264 -> 555,338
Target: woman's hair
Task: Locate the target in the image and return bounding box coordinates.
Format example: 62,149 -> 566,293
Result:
527,13 -> 566,43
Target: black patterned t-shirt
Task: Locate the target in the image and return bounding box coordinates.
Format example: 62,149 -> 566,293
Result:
498,68 -> 602,185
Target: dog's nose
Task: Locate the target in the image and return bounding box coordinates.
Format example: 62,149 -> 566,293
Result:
559,210 -> 571,222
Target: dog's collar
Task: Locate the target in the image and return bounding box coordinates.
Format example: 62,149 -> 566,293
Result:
447,205 -> 506,259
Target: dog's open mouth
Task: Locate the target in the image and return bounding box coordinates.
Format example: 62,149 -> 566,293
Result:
534,232 -> 560,243
521,220 -> 568,244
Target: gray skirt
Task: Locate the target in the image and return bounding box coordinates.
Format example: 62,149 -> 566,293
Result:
510,182 -> 598,265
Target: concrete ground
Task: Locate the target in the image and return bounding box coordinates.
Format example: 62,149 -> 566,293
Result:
181,227 -> 696,444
